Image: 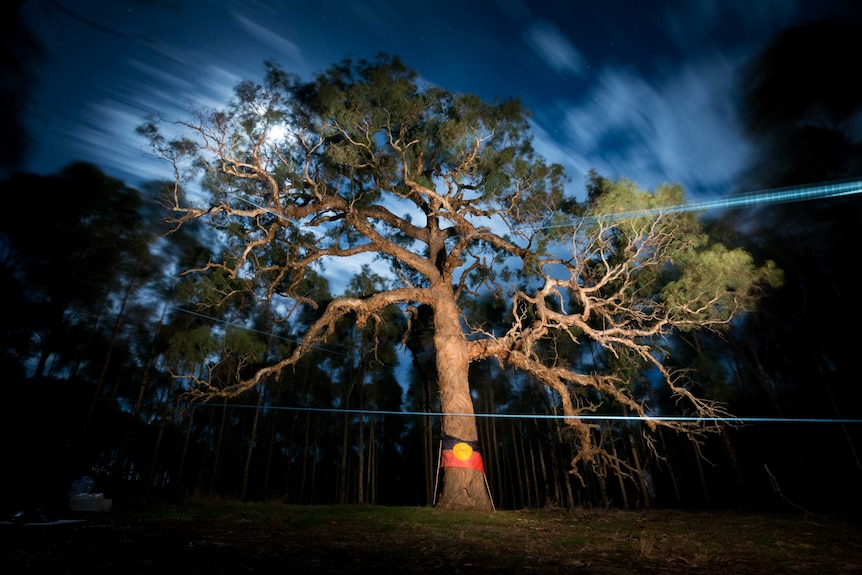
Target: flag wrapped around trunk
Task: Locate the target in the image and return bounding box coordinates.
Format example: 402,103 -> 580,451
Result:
441,435 -> 485,473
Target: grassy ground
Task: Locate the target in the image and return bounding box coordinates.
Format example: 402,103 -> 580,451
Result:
3,501 -> 861,574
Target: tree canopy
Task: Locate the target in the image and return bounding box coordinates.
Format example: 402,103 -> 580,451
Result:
141,54 -> 780,510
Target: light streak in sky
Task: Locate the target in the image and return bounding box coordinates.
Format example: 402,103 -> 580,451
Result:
537,178 -> 862,231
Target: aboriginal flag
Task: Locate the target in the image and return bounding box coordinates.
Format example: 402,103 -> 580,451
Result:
441,435 -> 485,474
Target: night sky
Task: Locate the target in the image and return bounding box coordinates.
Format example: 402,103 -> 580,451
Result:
18,0 -> 859,199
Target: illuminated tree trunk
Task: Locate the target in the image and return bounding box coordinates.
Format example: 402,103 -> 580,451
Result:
433,290 -> 493,511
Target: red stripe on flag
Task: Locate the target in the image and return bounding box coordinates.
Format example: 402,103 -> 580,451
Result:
442,450 -> 485,473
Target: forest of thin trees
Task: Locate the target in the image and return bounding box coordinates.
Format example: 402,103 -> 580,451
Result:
0,160 -> 859,515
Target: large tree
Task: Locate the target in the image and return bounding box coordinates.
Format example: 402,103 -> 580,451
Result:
141,55 -> 779,510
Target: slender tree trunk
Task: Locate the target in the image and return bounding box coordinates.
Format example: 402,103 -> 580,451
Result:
241,389 -> 264,500
263,390 -> 281,499
532,415 -> 551,507
195,403 -> 216,494
147,409 -> 167,491
693,440 -> 710,506
283,410 -> 299,502
299,409 -> 311,503
147,377 -> 175,493
339,410 -> 350,504
721,423 -> 746,502
132,303 -> 167,417
309,414 -> 320,503
209,399 -> 229,495
658,428 -> 682,506
178,406 -> 196,485
367,415 -> 376,504
433,289 -> 492,511
82,275 -> 136,443
553,408 -> 575,508
423,393 -> 434,505
628,427 -> 650,509
511,420 -> 525,508
609,432 -> 630,509
487,369 -> 503,505
357,414 -> 365,504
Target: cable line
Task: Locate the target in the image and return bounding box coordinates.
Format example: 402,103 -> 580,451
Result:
176,402 -> 862,424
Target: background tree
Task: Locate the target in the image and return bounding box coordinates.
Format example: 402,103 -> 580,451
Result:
722,17 -> 862,510
0,163 -> 162,510
142,55 -> 779,511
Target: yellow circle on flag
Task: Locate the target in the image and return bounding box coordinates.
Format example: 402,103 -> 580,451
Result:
452,442 -> 473,461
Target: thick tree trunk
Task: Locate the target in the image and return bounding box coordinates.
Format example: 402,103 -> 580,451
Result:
433,290 -> 493,511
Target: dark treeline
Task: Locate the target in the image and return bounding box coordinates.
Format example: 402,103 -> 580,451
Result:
0,159 -> 859,515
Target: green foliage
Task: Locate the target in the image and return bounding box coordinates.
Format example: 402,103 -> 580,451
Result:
164,325 -> 217,366
223,326 -> 267,363
662,244 -> 782,324
580,178 -> 782,330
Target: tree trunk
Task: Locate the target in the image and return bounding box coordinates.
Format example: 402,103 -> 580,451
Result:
367,415 -> 376,504
195,403 -> 217,494
147,376 -> 175,493
693,440 -> 710,506
178,406 -> 196,485
609,432 -> 630,509
433,290 -> 492,511
532,415 -> 551,507
147,408 -> 167,492
422,390 -> 434,504
529,438 -> 542,507
658,428 -> 682,506
357,414 -> 365,504
339,410 -> 350,504
511,420 -> 524,508
82,274 -> 136,443
552,406 -> 576,507
263,391 -> 281,499
209,399 -> 229,495
487,368 -> 504,505
240,389 -> 263,500
628,426 -> 651,509
299,409 -> 311,503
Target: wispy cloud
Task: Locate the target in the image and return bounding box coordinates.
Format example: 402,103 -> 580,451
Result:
532,53 -> 750,199
525,19 -> 587,77
232,12 -> 304,66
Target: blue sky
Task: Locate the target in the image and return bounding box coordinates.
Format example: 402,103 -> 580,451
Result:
20,0 -> 857,200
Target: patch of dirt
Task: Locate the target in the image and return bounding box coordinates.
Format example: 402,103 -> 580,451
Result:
2,507 -> 861,574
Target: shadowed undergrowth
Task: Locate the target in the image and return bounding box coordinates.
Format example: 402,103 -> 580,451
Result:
4,501 -> 861,574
